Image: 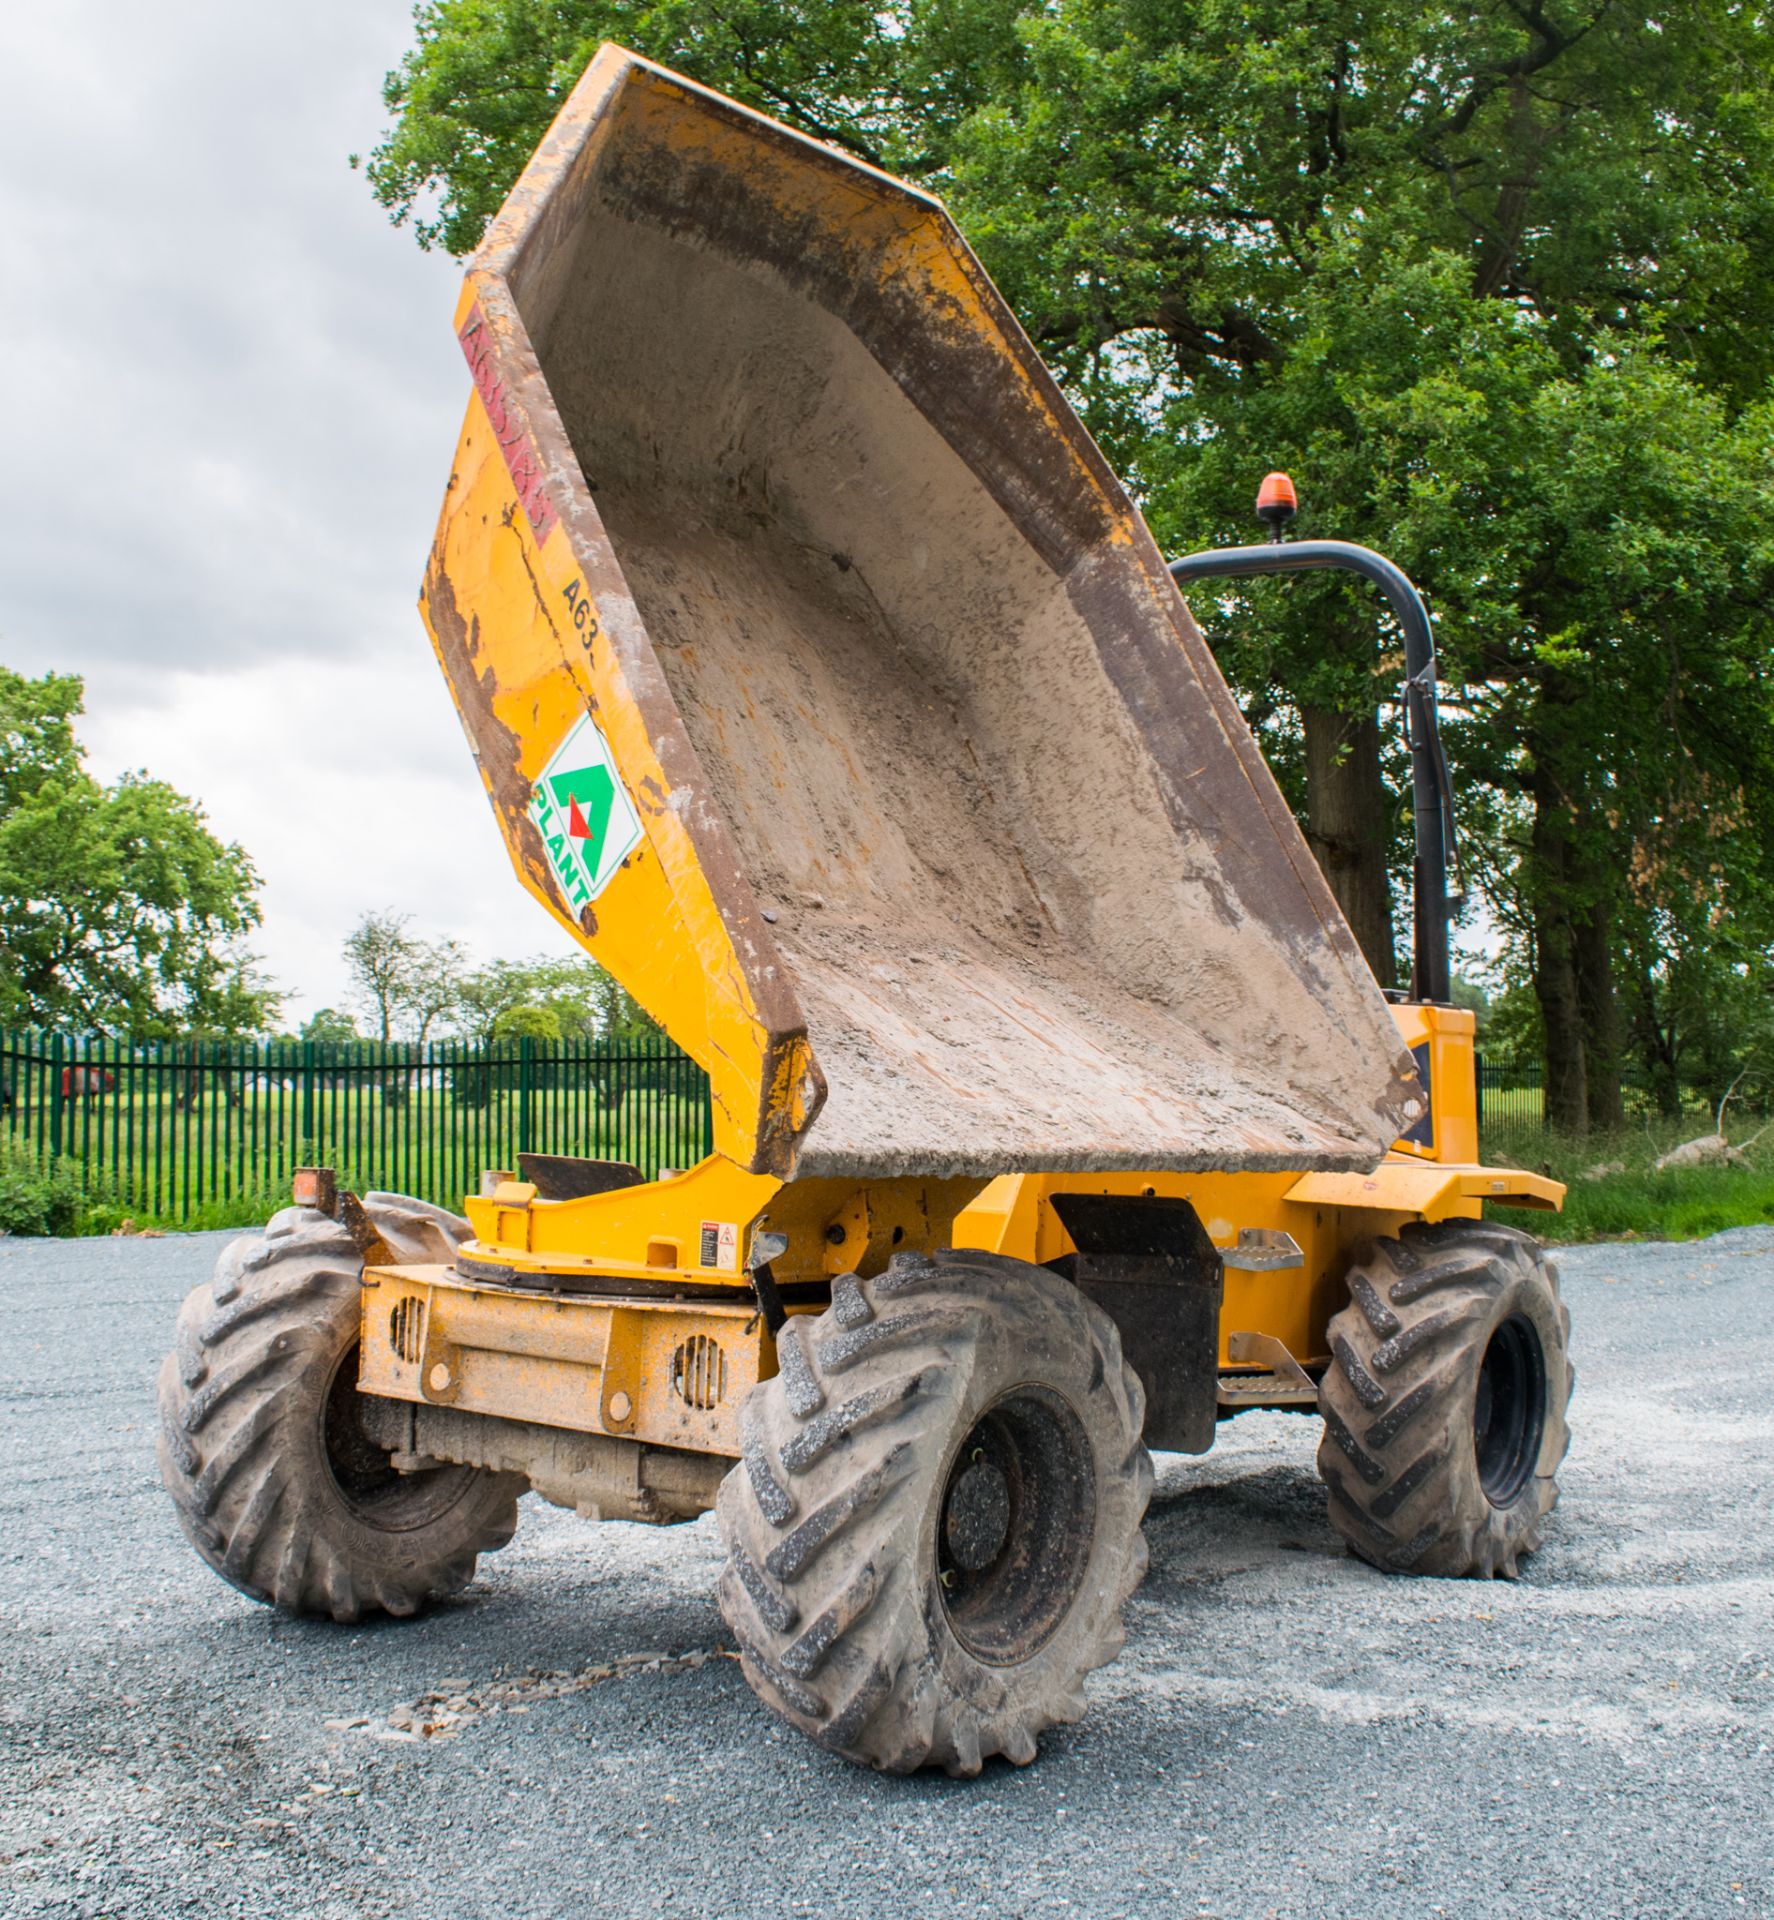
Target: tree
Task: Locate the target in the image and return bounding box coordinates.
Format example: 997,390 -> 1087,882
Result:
1414,355 -> 1774,1126
356,1 -> 995,255
301,1007 -> 359,1045
492,1001 -> 563,1044
341,910 -> 467,1043
451,953 -> 661,1047
0,667 -> 278,1036
341,910 -> 414,1043
451,954 -> 549,1050
362,0 -> 1774,1130
444,952 -> 662,1106
408,937 -> 468,1045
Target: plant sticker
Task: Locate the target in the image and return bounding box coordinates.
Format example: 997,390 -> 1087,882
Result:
528,713 -> 644,912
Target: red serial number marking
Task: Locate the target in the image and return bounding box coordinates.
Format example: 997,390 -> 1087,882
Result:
458,305 -> 559,544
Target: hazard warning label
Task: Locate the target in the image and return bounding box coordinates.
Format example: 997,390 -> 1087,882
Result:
699,1221 -> 738,1272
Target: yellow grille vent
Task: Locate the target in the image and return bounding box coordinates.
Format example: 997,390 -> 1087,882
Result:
389,1296 -> 426,1365
670,1335 -> 728,1411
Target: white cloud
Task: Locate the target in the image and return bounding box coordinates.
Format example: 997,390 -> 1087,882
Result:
75,655 -> 586,1021
0,0 -> 585,1018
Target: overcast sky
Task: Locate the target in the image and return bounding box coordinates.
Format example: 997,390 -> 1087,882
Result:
0,0 -> 586,1026
0,4 -> 1499,1036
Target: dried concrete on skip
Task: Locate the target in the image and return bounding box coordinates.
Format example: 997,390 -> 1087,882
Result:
1,1226 -> 1770,1920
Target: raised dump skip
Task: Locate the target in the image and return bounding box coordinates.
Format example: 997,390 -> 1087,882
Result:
424,46 -> 1420,1179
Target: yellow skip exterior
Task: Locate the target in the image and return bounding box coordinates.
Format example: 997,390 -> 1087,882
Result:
423,306 -> 805,1177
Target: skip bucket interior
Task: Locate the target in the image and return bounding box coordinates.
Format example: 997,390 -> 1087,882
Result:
483,58 -> 1413,1177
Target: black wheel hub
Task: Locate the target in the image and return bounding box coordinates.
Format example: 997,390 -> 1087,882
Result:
936,1387 -> 1095,1664
1473,1313 -> 1547,1509
945,1459 -> 1012,1571
321,1345 -> 470,1531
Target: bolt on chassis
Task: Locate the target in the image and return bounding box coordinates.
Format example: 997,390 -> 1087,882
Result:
158,47 -> 1570,1775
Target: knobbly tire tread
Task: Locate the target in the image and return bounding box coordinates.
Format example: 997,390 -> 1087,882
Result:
717,1250 -> 1152,1775
1317,1219 -> 1572,1579
157,1193 -> 521,1621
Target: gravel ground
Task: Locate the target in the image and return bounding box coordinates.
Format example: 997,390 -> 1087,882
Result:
1,1225 -> 1769,1920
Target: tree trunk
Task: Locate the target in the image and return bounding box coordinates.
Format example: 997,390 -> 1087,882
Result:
1575,900 -> 1624,1131
1531,763 -> 1588,1134
1536,913 -> 1587,1133
1302,704 -> 1397,990
1626,948 -> 1682,1116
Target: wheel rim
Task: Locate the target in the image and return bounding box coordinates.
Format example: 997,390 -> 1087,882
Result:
1473,1313 -> 1547,1508
936,1386 -> 1096,1664
321,1344 -> 475,1530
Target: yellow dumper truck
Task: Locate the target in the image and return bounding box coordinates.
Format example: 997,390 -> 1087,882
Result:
158,47 -> 1570,1776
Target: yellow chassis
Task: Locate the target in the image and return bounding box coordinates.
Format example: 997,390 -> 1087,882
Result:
358,1003 -> 1561,1469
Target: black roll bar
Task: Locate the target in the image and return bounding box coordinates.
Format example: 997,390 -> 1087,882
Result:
1166,537 -> 1458,1004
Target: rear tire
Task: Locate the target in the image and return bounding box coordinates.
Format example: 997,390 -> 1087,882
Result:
157,1193 -> 522,1621
1317,1219 -> 1571,1578
717,1250 -> 1152,1775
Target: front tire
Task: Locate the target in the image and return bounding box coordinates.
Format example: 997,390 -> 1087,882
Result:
717,1251 -> 1152,1775
1317,1219 -> 1572,1579
157,1193 -> 522,1621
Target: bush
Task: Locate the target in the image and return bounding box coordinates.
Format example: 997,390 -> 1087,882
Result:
0,1139 -> 87,1236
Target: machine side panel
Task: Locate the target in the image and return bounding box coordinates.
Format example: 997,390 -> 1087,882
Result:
419,304 -> 822,1175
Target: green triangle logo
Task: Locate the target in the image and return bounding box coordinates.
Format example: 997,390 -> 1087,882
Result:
550,764 -> 617,881
528,712 -> 644,911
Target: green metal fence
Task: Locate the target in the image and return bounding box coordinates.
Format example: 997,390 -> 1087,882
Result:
0,1030 -> 713,1227
1476,1054 -> 1546,1136
1474,1054 -> 1771,1140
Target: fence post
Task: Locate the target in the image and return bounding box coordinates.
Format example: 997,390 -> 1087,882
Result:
301,1040 -> 316,1155
48,1031 -> 64,1160
519,1035 -> 535,1158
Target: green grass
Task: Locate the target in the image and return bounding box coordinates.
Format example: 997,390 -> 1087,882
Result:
1481,1117 -> 1774,1243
